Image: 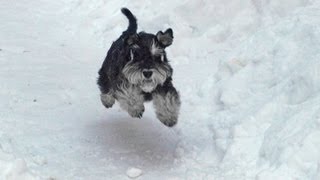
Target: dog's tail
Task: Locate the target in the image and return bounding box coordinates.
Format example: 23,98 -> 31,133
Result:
121,8 -> 137,35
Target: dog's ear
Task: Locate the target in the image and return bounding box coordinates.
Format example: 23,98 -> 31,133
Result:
156,28 -> 173,48
126,34 -> 139,45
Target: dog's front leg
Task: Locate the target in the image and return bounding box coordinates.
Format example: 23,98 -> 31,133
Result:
153,83 -> 181,127
115,85 -> 145,118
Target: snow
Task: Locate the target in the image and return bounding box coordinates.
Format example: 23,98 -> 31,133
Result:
126,167 -> 143,178
3,159 -> 39,180
1,0 -> 320,179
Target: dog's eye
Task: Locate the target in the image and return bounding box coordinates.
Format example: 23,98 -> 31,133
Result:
153,54 -> 164,62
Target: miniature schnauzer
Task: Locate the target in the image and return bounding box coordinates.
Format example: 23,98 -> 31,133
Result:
97,8 -> 181,127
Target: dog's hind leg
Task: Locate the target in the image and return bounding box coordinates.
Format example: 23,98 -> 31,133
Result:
100,93 -> 115,108
97,69 -> 115,108
152,82 -> 181,127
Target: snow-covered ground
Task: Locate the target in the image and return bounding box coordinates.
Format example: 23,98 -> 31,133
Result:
1,0 -> 320,179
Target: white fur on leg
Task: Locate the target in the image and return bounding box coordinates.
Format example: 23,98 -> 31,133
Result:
101,93 -> 115,108
115,84 -> 145,118
153,91 -> 181,127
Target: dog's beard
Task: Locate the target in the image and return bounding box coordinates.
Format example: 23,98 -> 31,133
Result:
140,79 -> 157,92
122,62 -> 171,92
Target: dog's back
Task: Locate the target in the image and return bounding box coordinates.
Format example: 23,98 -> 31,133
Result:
98,8 -> 137,92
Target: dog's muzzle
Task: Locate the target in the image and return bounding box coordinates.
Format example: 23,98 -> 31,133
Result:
123,63 -> 170,93
140,78 -> 157,92
139,69 -> 163,92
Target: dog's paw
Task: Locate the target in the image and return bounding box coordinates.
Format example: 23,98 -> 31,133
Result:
160,118 -> 177,127
101,93 -> 115,108
156,113 -> 178,127
128,106 -> 145,118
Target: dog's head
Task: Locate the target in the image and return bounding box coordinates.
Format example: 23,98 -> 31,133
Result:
122,29 -> 174,92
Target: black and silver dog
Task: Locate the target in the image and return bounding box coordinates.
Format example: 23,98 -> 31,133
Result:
97,8 -> 181,127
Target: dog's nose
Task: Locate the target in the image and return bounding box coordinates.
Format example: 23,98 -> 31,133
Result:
143,71 -> 153,78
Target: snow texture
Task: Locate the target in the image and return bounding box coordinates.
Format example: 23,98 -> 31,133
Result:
1,0 -> 320,179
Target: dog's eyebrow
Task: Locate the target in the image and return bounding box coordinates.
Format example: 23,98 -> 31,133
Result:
150,39 -> 164,55
131,44 -> 140,49
130,49 -> 134,60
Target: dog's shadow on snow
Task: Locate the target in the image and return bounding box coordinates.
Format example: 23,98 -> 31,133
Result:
87,108 -> 181,170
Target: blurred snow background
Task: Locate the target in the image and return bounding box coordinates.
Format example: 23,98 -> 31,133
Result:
1,0 -> 320,179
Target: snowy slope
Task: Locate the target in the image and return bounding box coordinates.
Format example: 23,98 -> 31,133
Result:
1,0 -> 320,179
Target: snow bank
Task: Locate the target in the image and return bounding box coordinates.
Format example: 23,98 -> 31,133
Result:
207,2 -> 320,179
